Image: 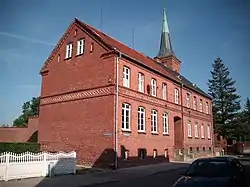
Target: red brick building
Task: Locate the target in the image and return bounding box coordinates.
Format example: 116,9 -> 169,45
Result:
38,8 -> 213,167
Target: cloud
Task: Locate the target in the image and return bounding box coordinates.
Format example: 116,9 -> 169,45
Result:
0,31 -> 55,46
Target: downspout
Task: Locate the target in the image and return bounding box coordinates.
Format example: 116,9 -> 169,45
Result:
180,83 -> 184,153
114,51 -> 121,169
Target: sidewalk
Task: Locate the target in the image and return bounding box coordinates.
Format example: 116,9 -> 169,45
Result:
0,162 -> 189,187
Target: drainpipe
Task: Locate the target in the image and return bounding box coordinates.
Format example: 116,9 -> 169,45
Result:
114,51 -> 121,169
180,83 -> 184,154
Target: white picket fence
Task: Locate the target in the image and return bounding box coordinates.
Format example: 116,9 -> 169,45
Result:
0,151 -> 76,181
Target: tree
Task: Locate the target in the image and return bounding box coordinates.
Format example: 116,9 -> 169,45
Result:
13,96 -> 40,127
240,97 -> 250,140
208,57 -> 241,140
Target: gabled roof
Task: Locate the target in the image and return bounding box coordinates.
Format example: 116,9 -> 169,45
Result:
41,18 -> 211,99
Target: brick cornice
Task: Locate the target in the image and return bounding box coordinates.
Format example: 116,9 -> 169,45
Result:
40,86 -> 115,105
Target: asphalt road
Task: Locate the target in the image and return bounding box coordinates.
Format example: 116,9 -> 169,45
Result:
88,161 -> 250,187
87,168 -> 186,187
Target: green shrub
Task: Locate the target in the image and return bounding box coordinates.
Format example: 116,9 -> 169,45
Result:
0,142 -> 40,153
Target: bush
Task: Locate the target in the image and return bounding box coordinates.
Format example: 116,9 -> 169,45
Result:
0,142 -> 40,153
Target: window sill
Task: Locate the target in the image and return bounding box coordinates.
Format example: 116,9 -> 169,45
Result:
138,131 -> 146,134
123,85 -> 130,89
151,132 -> 159,135
188,136 -> 192,139
64,57 -> 72,60
163,133 -> 169,136
201,137 -> 205,139
195,137 -> 199,139
76,53 -> 84,57
122,129 -> 131,133
208,138 -> 211,140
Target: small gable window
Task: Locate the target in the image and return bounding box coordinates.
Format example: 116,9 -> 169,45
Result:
90,43 -> 94,52
65,43 -> 73,59
77,39 -> 85,55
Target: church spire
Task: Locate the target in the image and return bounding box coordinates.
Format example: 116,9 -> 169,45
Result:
157,8 -> 174,58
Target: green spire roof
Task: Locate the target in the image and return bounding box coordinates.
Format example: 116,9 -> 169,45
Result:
157,8 -> 174,58
162,8 -> 170,33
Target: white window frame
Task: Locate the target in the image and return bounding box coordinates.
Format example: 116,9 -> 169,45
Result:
186,93 -> 190,108
162,83 -> 167,100
207,125 -> 211,139
188,121 -> 192,137
193,96 -> 197,110
138,73 -> 144,93
138,107 -> 145,132
151,79 -> 157,97
122,103 -> 131,131
194,123 -> 198,138
201,125 -> 205,139
65,43 -> 73,58
199,99 -> 203,112
151,110 -> 158,133
162,112 -> 169,135
77,39 -> 85,55
174,88 -> 179,104
123,66 -> 130,88
205,102 -> 209,114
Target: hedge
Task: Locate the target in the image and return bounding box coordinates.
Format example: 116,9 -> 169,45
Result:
0,142 -> 40,153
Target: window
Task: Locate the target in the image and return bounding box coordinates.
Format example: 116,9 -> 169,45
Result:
151,110 -> 158,133
193,96 -> 197,110
189,147 -> 193,153
162,112 -> 169,134
123,66 -> 130,88
151,79 -> 157,97
186,93 -> 190,108
199,99 -> 203,112
203,147 -> 206,152
174,88 -> 179,104
57,54 -> 60,62
207,125 -> 211,139
194,123 -> 198,138
153,149 -> 158,158
188,121 -> 192,137
201,124 -> 205,139
138,107 -> 145,132
205,102 -> 209,114
138,73 -> 144,93
138,149 -> 147,159
196,147 -> 199,152
65,43 -> 73,58
77,39 -> 85,55
90,43 -> 94,52
164,149 -> 169,158
122,103 -> 131,130
162,83 -> 167,100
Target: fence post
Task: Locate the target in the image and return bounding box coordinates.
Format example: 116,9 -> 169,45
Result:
43,152 -> 47,177
4,152 -> 10,181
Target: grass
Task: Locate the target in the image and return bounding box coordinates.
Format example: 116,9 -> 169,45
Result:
76,165 -> 105,175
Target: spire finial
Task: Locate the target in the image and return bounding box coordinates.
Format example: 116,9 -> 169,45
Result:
157,7 -> 174,58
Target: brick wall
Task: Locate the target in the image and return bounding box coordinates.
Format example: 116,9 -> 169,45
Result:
0,116 -> 39,142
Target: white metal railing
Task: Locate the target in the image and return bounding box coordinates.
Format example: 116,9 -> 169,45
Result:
0,151 -> 76,181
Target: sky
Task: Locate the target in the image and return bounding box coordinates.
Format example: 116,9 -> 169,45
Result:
0,0 -> 249,125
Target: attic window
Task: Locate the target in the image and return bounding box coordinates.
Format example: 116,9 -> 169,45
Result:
57,54 -> 60,62
177,75 -> 182,80
74,29 -> 77,37
90,43 -> 94,52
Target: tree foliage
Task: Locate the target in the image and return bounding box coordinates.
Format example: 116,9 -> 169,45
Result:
13,97 -> 40,127
208,57 -> 241,140
239,98 -> 250,140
